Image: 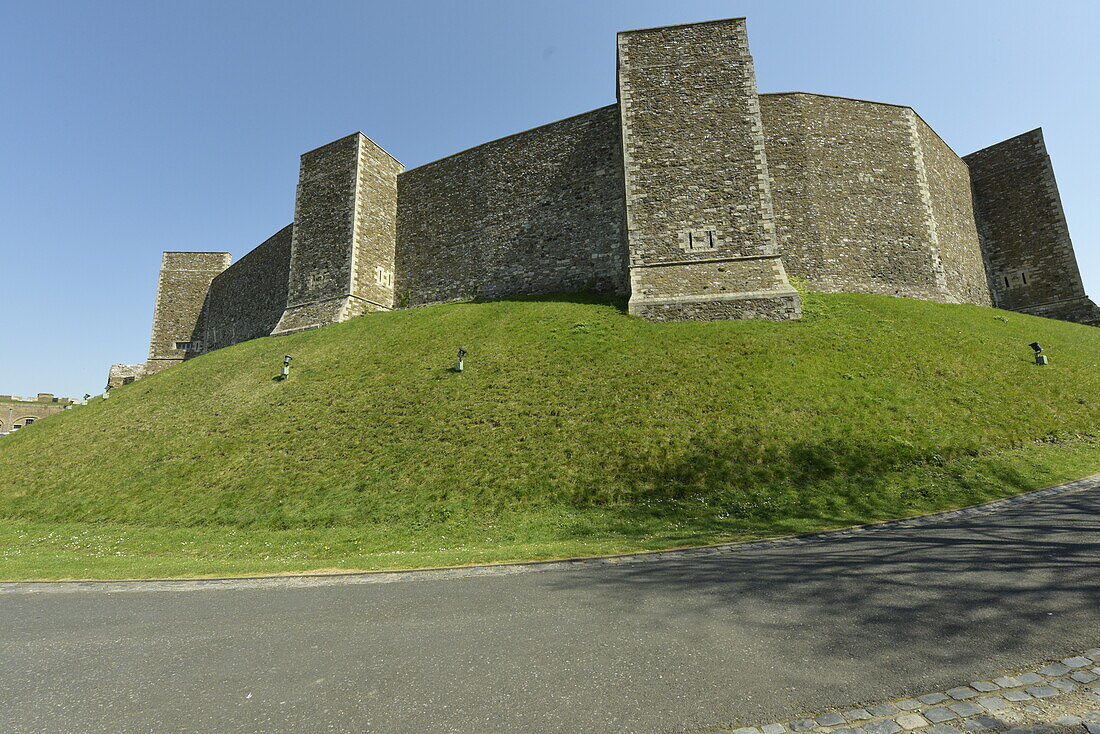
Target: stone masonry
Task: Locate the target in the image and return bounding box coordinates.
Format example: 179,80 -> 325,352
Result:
618,19 -> 800,322
109,17 -> 1098,384
760,94 -> 990,305
0,394 -> 76,435
965,129 -> 1100,327
146,251 -> 231,373
272,133 -> 403,335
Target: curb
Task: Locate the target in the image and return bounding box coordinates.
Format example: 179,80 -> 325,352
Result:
704,647 -> 1100,734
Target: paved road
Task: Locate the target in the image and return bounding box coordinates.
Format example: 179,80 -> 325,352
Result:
3,483 -> 1099,734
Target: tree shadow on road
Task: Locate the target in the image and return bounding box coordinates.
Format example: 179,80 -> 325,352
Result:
543,486 -> 1100,709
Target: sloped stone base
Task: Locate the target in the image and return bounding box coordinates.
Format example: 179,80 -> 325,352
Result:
1019,297 -> 1100,328
630,290 -> 801,322
272,296 -> 388,336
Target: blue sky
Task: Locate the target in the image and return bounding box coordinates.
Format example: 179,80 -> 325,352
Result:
2,0 -> 1097,398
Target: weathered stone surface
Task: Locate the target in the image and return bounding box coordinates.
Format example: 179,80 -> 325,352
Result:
201,225 -> 293,353
869,704 -> 901,717
863,719 -> 902,734
617,18 -> 800,321
896,714 -> 929,730
111,16 -> 1099,388
816,712 -> 847,726
396,106 -> 626,308
106,364 -> 148,390
761,94 -> 989,307
977,696 -> 1010,711
0,394 -> 76,434
1003,691 -> 1033,702
947,687 -> 979,700
965,129 -> 1100,327
1025,686 -> 1059,699
147,251 -> 232,370
274,133 -> 403,336
948,702 -> 984,717
925,707 -> 958,723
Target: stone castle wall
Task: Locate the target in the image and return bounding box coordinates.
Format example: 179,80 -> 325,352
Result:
273,134 -> 403,335
759,93 -> 989,306
912,116 -> 991,306
617,19 -> 800,322
107,363 -> 148,389
394,105 -> 627,306
201,224 -> 294,353
965,129 -> 1100,326
147,251 -> 231,372
114,17 -> 1098,387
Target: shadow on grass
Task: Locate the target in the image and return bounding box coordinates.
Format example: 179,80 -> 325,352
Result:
576,435 -> 1028,520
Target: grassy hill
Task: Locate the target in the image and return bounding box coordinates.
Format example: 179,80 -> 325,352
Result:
1,292 -> 1098,579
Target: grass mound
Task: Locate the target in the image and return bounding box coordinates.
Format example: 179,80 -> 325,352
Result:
1,292 -> 1098,579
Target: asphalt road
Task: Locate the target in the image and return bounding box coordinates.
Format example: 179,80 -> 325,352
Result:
3,483 -> 1099,734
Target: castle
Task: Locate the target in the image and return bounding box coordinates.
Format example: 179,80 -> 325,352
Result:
108,17 -> 1099,388
0,394 -> 76,436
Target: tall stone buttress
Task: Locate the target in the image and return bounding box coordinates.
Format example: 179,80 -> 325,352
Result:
147,251 -> 231,372
273,132 -> 404,335
617,18 -> 801,322
965,129 -> 1100,327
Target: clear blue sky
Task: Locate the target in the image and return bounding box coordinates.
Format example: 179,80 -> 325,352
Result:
2,0 -> 1097,398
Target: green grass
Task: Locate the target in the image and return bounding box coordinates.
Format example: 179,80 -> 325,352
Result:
1,292 -> 1098,579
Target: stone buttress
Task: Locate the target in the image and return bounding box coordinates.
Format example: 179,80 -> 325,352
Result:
273,133 -> 404,335
616,18 -> 801,322
146,251 -> 231,372
965,129 -> 1100,327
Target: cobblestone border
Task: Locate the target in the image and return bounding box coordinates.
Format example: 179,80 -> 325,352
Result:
2,474 -> 1096,594
709,648 -> 1100,734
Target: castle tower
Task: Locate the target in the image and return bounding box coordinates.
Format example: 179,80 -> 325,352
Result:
273,132 -> 404,335
965,129 -> 1100,326
616,18 -> 800,322
146,251 -> 231,372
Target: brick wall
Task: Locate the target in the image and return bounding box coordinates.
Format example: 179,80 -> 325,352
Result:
394,105 -> 627,307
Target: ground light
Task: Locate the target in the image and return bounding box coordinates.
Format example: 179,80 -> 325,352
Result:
1029,341 -> 1049,365
280,355 -> 293,380
455,348 -> 467,372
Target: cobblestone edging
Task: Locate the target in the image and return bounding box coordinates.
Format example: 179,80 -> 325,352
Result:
705,649 -> 1100,734
1,474 -> 1096,595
